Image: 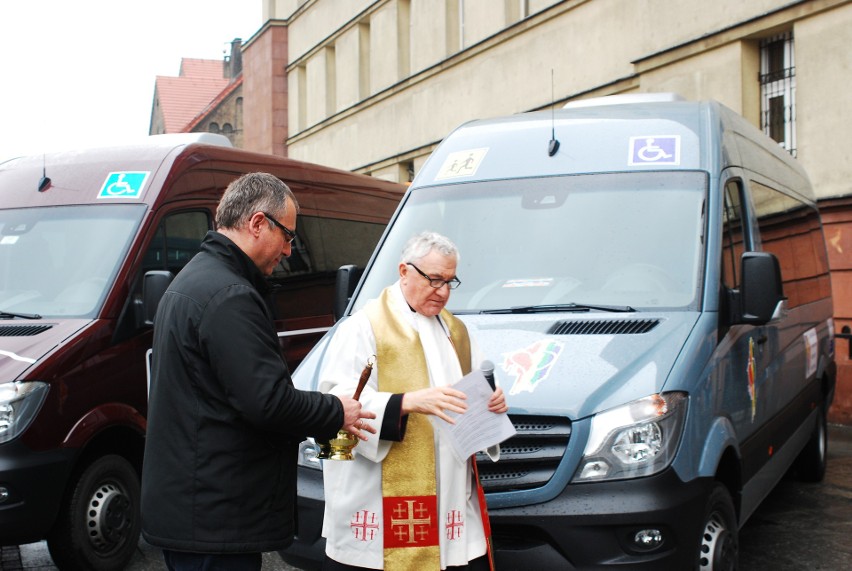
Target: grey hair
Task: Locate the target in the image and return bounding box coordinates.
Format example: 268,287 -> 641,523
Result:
400,231 -> 460,264
215,172 -> 300,230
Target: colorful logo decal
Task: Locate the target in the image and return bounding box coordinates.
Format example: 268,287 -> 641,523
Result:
502,339 -> 564,395
747,337 -> 757,422
97,171 -> 150,199
628,136 -> 681,166
435,148 -> 489,180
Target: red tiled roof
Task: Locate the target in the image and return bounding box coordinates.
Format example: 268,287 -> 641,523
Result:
154,58 -> 229,133
184,75 -> 243,132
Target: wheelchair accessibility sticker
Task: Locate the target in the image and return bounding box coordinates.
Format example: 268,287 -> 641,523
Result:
628,136 -> 680,166
97,171 -> 150,199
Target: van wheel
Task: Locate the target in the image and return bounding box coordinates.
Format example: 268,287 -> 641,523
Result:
696,483 -> 738,571
794,405 -> 827,482
47,455 -> 141,571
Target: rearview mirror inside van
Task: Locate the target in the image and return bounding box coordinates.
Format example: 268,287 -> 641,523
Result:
737,252 -> 786,325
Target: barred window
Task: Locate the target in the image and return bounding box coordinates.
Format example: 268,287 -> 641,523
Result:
760,32 -> 796,156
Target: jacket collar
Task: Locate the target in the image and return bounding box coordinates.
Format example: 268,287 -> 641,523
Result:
201,231 -> 270,293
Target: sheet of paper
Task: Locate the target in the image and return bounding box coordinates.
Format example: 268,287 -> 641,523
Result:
431,369 -> 516,463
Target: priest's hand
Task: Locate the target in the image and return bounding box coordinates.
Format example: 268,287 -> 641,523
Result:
488,386 -> 508,414
401,386 -> 468,424
338,396 -> 377,441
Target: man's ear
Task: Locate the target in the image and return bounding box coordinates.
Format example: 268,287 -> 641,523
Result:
249,212 -> 266,237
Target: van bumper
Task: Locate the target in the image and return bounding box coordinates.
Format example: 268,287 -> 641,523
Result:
282,465 -> 713,569
0,441 -> 76,545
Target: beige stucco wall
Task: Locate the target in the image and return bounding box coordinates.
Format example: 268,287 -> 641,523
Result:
794,1 -> 852,200
279,0 -> 850,200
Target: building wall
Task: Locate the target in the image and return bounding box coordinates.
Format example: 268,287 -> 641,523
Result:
243,23 -> 289,156
188,88 -> 244,148
264,0 -> 852,421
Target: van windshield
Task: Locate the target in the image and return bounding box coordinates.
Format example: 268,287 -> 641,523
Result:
353,171 -> 707,313
0,205 -> 145,318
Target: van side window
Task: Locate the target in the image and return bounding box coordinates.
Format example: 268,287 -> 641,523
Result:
268,215 -> 385,320
722,180 -> 746,290
750,181 -> 831,308
143,211 -> 210,276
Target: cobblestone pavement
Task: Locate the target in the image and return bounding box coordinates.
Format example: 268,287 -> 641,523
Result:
3,425 -> 851,570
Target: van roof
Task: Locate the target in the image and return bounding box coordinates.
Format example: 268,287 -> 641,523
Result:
414,98 -> 813,203
0,136 -> 405,220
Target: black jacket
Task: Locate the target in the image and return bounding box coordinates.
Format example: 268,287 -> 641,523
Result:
141,231 -> 343,553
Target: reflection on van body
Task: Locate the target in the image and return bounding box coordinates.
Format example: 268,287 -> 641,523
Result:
284,96 -> 835,570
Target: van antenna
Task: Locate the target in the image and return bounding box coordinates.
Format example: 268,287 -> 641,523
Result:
38,154 -> 52,192
548,69 -> 560,157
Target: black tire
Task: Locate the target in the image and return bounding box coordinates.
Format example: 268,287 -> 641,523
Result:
794,404 -> 828,483
47,454 -> 141,571
696,483 -> 738,571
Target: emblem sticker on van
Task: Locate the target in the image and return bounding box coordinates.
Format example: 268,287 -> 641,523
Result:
747,337 -> 757,422
803,328 -> 818,379
628,136 -> 680,166
97,171 -> 150,199
435,148 -> 489,180
501,339 -> 564,395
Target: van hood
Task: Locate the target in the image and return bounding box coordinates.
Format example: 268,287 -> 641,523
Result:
0,319 -> 91,381
461,311 -> 700,419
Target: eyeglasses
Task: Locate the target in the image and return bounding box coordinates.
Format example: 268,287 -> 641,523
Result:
407,263 -> 461,290
262,212 -> 297,243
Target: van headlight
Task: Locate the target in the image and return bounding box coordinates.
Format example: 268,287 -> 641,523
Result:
573,392 -> 687,482
0,381 -> 49,444
297,438 -> 323,471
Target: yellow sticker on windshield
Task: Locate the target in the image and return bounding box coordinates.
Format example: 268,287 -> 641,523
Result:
435,148 -> 489,180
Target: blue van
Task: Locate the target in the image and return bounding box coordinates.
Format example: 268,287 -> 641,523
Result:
283,95 -> 836,569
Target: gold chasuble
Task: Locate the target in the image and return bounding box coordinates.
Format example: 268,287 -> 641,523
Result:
366,288 -> 478,570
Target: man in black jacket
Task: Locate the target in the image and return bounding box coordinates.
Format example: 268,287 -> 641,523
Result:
141,172 -> 375,571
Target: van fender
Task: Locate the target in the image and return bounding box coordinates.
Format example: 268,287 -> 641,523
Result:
697,416 -> 741,478
61,403 -> 147,449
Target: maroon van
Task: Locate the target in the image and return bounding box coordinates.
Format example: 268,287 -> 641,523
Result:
0,134 -> 404,570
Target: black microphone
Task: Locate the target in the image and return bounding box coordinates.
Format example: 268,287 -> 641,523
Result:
481,360 -> 496,391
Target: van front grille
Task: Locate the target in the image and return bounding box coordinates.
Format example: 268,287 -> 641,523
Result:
548,318 -> 660,335
475,414 -> 571,493
0,324 -> 53,336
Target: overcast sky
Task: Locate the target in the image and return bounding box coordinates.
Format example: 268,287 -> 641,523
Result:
0,0 -> 262,163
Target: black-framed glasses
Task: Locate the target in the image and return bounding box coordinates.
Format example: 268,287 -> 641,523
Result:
407,263 -> 461,290
262,212 -> 297,243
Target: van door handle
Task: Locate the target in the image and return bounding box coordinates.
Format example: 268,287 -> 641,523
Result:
756,334 -> 768,345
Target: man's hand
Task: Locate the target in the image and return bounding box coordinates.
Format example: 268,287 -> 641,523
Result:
488,386 -> 508,414
338,396 -> 377,441
401,386 -> 468,424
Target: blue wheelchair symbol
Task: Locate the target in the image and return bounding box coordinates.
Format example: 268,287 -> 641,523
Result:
628,136 -> 680,166
98,172 -> 149,199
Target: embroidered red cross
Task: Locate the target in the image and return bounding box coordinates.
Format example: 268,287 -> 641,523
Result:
350,510 -> 379,541
446,510 -> 464,540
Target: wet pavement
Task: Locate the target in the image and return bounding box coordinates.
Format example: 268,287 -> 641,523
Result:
3,424 -> 851,570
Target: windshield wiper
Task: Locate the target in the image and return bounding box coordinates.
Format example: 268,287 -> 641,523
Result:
481,302 -> 635,314
0,309 -> 43,319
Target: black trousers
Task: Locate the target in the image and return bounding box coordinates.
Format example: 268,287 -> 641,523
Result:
162,550 -> 262,571
323,553 -> 490,570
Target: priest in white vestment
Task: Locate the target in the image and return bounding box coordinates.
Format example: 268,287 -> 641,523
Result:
318,232 -> 508,571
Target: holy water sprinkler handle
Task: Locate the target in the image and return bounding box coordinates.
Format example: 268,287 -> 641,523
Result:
352,355 -> 376,401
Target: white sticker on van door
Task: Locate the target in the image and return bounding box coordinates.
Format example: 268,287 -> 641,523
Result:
435,148 -> 489,180
628,136 -> 680,166
501,339 -> 564,395
97,171 -> 150,199
803,327 -> 818,379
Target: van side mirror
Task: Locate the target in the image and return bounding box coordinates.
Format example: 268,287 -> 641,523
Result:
334,265 -> 364,321
142,270 -> 174,327
735,252 -> 785,325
